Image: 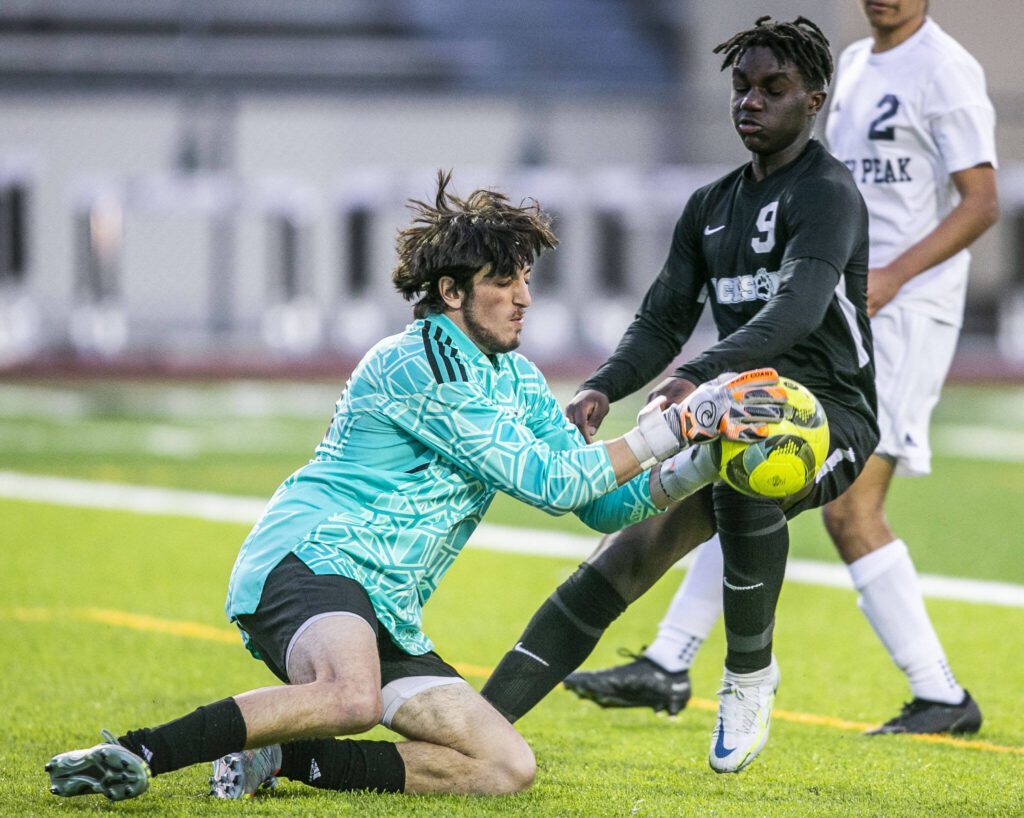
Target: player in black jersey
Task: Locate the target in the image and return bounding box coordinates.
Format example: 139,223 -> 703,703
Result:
481,17 -> 880,774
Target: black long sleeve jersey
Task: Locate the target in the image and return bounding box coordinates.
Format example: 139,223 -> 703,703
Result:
584,139 -> 877,426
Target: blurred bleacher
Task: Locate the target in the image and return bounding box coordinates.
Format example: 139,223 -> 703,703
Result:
0,0 -> 675,95
0,0 -> 460,91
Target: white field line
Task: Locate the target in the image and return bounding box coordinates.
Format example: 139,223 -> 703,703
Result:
3,470 -> 1023,608
933,426 -> 1024,462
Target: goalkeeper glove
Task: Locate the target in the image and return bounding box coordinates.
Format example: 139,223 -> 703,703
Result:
623,368 -> 786,469
674,367 -> 787,445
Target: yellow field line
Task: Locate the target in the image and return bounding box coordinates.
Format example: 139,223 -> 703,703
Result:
81,607 -> 241,644
686,696 -> 878,731
9,606 -> 1023,756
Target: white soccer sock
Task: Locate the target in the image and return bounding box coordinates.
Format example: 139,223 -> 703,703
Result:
722,654 -> 778,685
644,534 -> 724,673
848,539 -> 964,704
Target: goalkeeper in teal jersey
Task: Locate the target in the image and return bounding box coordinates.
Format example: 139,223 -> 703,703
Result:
46,171 -> 784,803
226,304 -> 661,658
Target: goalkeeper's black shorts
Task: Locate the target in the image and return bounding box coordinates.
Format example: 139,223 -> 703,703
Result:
235,553 -> 462,688
783,399 -> 880,519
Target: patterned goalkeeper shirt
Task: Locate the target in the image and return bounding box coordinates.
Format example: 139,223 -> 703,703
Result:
226,312 -> 658,655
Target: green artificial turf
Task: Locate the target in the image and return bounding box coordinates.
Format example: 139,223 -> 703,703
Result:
2,378 -> 1023,815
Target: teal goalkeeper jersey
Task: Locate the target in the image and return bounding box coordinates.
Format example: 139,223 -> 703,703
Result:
226,312 -> 659,655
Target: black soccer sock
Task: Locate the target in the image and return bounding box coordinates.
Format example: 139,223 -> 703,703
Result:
713,484 -> 789,674
118,697 -> 247,776
280,739 -> 405,793
481,562 -> 627,723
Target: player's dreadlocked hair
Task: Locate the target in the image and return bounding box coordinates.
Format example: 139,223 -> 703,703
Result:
714,16 -> 833,91
393,170 -> 558,318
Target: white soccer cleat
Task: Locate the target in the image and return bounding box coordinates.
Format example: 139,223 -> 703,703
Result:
708,657 -> 780,774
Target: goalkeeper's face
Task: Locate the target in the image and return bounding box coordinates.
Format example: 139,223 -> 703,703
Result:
444,262 -> 532,355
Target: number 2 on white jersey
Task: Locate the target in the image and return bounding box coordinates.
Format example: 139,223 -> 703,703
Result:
751,201 -> 778,253
868,94 -> 899,141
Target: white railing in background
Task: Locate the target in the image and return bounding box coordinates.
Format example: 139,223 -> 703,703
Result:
1,164 -> 1022,367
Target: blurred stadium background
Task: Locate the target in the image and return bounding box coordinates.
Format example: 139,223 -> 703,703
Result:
0,0 -> 1022,376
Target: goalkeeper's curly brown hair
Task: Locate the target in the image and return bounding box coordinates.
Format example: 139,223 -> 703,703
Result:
393,170 -> 558,318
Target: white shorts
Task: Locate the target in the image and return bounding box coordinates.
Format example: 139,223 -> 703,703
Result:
872,305 -> 959,477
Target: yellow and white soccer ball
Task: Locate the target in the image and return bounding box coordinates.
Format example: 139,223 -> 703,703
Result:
716,377 -> 830,498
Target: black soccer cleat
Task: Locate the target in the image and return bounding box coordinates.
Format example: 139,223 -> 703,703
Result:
563,650 -> 692,716
46,730 -> 151,801
867,691 -> 982,736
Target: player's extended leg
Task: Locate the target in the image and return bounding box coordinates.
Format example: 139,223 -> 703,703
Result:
822,454 -> 981,734
481,490 -> 715,723
562,534 -> 724,715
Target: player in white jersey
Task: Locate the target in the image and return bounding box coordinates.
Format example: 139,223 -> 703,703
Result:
563,0 -> 999,736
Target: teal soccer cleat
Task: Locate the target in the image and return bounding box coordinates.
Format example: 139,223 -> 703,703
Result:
46,729 -> 151,801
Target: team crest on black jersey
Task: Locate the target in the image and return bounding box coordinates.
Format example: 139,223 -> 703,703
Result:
711,267 -> 779,304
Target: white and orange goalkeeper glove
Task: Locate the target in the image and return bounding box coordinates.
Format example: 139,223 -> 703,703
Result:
675,367 -> 788,445
624,368 -> 787,469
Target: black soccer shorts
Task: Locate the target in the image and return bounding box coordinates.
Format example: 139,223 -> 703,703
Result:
235,553 -> 462,690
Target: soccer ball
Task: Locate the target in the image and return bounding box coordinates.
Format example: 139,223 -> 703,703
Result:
715,377 -> 829,498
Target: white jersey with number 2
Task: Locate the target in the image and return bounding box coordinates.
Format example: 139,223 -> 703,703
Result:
825,18 -> 997,327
